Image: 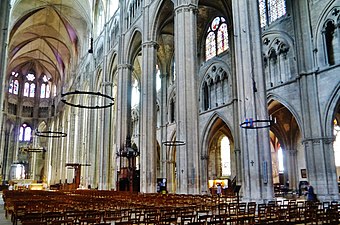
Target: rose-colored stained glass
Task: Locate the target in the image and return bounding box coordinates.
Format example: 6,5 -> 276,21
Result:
217,23 -> 228,54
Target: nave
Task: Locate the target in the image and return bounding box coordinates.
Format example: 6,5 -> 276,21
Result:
1,190 -> 340,225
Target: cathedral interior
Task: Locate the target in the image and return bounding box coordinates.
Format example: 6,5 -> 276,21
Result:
0,0 -> 339,203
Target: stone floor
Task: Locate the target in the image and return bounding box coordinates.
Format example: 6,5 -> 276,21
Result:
0,192 -> 12,225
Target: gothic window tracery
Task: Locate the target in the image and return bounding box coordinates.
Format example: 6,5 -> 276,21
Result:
262,36 -> 295,87
19,123 -> 32,142
259,0 -> 286,27
23,73 -> 36,98
9,72 -> 19,95
205,17 -> 229,61
201,66 -> 231,112
40,75 -> 51,98
318,7 -> 340,67
324,20 -> 336,65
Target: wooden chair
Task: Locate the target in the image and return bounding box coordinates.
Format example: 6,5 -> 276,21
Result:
20,212 -> 43,223
145,211 -> 160,224
79,217 -> 100,225
197,210 -> 212,223
255,203 -> 267,224
43,211 -> 65,223
180,213 -> 196,225
51,219 -> 74,225
159,211 -> 179,225
22,222 -> 47,225
103,209 -> 122,223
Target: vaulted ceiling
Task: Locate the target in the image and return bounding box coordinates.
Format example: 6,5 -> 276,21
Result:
8,0 -> 91,85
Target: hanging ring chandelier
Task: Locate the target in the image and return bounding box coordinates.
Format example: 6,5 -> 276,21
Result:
35,129 -> 67,138
61,90 -> 114,109
162,140 -> 186,146
240,117 -> 276,129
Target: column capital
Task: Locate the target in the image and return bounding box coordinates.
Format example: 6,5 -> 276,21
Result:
302,136 -> 335,145
174,3 -> 198,14
117,64 -> 133,70
101,81 -> 113,87
286,149 -> 297,156
159,73 -> 168,79
142,40 -> 159,49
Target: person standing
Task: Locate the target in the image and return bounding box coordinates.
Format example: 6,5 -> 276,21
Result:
216,183 -> 222,197
306,182 -> 317,201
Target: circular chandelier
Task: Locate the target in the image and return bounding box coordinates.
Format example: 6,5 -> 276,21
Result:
35,129 -> 67,138
61,90 -> 114,109
240,117 -> 276,129
162,140 -> 186,146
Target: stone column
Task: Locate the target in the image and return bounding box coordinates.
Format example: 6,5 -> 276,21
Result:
292,1 -> 339,201
115,64 -> 132,149
173,0 -> 200,194
232,0 -> 273,202
159,73 -> 168,179
0,0 -> 10,138
98,12 -> 114,189
87,94 -> 99,187
139,40 -> 158,193
285,149 -> 298,190
115,64 -> 132,190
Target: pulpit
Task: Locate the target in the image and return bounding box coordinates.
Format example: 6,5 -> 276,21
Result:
66,163 -> 90,189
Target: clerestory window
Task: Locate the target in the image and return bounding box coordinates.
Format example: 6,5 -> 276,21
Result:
23,73 -> 36,97
9,72 -> 19,95
40,75 -> 51,98
205,17 -> 229,61
259,0 -> 286,28
19,123 -> 32,142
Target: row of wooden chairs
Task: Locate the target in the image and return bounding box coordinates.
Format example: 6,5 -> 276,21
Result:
3,190 -> 340,225
15,201 -> 340,225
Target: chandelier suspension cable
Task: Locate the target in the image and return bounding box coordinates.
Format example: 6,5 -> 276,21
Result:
162,121 -> 186,146
239,75 -> 275,129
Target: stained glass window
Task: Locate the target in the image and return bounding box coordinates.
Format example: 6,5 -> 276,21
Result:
27,73 -> 35,81
19,123 -> 32,142
24,73 -> 36,97
53,85 -> 56,97
29,83 -> 35,97
24,83 -> 30,97
46,84 -> 51,98
14,80 -> 19,95
206,16 -> 229,61
206,32 -> 216,60
40,75 -> 51,98
217,23 -> 228,54
9,81 -> 13,93
41,83 -> 46,98
9,72 -> 19,95
258,0 -> 286,27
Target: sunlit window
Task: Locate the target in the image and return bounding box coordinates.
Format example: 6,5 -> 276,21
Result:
9,72 -> 19,95
40,75 -> 51,98
156,65 -> 161,92
52,84 -> 57,97
221,136 -> 231,176
278,147 -> 284,172
172,59 -> 176,83
206,17 -> 229,61
96,1 -> 105,36
109,0 -> 119,17
19,123 -> 32,142
259,0 -> 286,27
131,79 -> 140,107
23,73 -> 36,97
